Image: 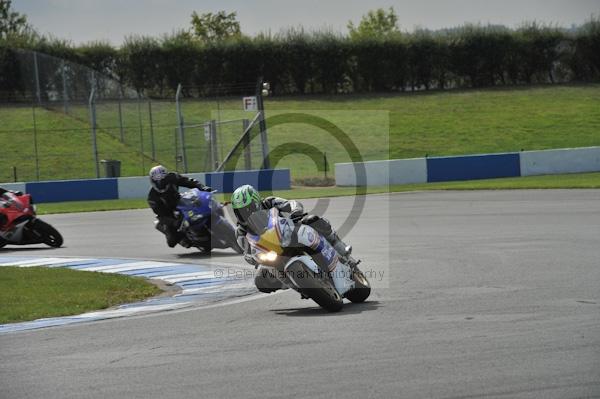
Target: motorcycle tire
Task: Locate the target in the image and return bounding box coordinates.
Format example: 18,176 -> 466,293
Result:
200,245 -> 212,253
34,219 -> 63,248
255,266 -> 285,293
286,261 -> 343,312
344,268 -> 371,303
0,237 -> 6,248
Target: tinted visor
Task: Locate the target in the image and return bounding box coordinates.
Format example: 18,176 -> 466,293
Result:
245,209 -> 270,235
234,203 -> 266,233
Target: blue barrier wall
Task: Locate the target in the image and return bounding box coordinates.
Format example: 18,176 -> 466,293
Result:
205,169 -> 291,192
26,179 -> 119,203
12,169 -> 290,203
426,153 -> 521,183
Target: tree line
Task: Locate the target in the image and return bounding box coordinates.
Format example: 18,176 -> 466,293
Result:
0,1 -> 599,99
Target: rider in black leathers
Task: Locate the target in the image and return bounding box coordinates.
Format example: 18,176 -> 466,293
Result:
147,165 -> 211,248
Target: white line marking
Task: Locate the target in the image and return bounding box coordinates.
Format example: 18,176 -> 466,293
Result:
81,261 -> 181,273
162,272 -> 217,284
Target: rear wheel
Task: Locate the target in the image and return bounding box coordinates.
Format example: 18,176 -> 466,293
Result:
33,220 -> 63,248
286,261 -> 343,312
344,268 -> 371,303
198,243 -> 212,253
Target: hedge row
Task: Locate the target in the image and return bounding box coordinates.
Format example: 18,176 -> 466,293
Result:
1,21 -> 599,99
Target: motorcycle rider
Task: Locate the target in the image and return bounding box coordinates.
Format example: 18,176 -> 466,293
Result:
231,185 -> 354,292
147,165 -> 212,248
0,187 -> 24,229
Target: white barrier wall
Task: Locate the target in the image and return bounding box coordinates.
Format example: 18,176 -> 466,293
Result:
0,182 -> 26,193
335,158 -> 427,186
520,146 -> 600,176
116,177 -> 150,199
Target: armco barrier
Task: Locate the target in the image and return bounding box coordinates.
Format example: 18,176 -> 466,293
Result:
206,169 -> 290,193
1,169 -> 290,203
335,146 -> 600,187
520,147 -> 600,176
26,179 -> 119,203
335,158 -> 427,186
426,152 -> 521,182
0,182 -> 26,193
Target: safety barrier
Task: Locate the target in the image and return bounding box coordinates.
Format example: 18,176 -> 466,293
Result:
520,147 -> 600,176
1,169 -> 290,203
335,146 -> 600,186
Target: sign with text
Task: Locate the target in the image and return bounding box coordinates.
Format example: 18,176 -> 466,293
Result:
243,96 -> 258,111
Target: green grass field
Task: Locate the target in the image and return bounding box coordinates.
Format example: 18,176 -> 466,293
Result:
1,84 -> 599,182
0,266 -> 161,324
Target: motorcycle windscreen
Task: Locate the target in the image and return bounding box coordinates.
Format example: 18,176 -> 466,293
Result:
246,209 -> 270,235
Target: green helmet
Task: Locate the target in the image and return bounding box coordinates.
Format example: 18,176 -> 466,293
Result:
231,185 -> 262,226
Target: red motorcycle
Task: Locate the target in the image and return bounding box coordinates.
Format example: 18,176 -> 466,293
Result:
0,192 -> 63,248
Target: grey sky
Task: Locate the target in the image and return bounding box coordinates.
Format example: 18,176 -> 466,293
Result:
13,0 -> 600,45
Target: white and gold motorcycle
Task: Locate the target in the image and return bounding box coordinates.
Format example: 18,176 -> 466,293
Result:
244,208 -> 370,312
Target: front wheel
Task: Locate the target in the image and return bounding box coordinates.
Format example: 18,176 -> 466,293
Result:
33,219 -> 63,248
344,268 -> 371,303
286,261 -> 343,312
211,217 -> 243,254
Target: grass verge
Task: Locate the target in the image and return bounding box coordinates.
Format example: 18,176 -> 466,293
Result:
2,85 -> 600,181
0,266 -> 161,324
35,172 -> 600,215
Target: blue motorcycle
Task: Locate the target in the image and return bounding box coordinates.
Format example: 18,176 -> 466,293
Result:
173,189 -> 242,254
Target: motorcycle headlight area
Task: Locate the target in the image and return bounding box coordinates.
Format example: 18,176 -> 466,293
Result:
257,251 -> 278,262
186,210 -> 204,222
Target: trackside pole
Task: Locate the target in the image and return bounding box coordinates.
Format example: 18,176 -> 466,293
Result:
256,78 -> 271,169
175,84 -> 188,172
89,88 -> 100,178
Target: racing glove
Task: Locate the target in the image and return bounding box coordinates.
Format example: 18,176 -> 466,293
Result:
290,210 -> 306,224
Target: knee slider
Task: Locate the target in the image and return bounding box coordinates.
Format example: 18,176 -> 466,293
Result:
303,215 -> 332,236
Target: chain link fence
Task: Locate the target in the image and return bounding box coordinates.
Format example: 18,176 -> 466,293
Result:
0,50 -> 269,182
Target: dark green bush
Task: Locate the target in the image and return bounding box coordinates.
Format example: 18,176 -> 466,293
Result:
2,18 -> 599,101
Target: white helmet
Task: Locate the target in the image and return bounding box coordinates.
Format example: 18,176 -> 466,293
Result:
149,165 -> 169,192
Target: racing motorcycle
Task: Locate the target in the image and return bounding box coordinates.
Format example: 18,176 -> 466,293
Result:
0,192 -> 63,248
155,188 -> 242,253
245,208 -> 371,312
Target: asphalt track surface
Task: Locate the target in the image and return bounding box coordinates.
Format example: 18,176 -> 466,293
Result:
1,190 -> 599,398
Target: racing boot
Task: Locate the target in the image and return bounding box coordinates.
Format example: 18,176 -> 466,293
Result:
325,230 -> 352,259
179,237 -> 192,248
325,230 -> 362,269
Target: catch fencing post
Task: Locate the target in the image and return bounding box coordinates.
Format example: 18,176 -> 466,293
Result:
210,119 -> 219,170
31,104 -> 40,181
89,88 -> 100,178
33,51 -> 41,105
117,90 -> 124,143
61,60 -> 69,114
175,84 -> 188,173
137,96 -> 145,174
148,100 -> 156,160
242,119 -> 251,170
256,78 -> 270,169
